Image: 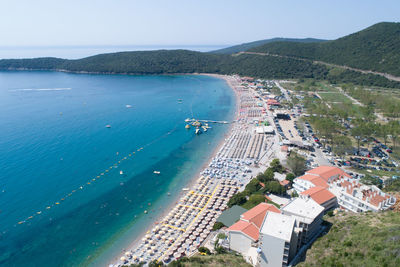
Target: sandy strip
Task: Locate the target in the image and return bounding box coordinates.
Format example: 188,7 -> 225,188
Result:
107,74 -> 241,266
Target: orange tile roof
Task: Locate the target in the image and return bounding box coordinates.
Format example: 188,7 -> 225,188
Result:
297,174 -> 328,188
280,180 -> 290,186
301,186 -> 336,205
227,220 -> 260,241
241,203 -> 280,228
306,166 -> 351,181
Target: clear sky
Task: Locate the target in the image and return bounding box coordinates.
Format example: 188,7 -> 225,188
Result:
1,0 -> 399,47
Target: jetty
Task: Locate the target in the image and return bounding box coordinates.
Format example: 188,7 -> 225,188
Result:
184,118 -> 229,124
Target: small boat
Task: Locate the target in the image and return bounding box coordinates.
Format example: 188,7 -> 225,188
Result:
105,125 -> 111,128
120,170 -> 124,175
185,118 -> 191,122
153,171 -> 161,174
126,105 -> 132,108
195,128 -> 201,135
185,124 -> 191,129
177,99 -> 183,103
144,210 -> 148,214
182,188 -> 189,191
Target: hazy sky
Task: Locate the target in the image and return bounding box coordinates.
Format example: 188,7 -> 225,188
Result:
1,0 -> 399,47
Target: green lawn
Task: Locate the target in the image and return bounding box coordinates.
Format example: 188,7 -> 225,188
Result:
318,92 -> 352,104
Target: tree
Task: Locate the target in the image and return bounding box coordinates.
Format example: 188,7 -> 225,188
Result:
261,168 -> 275,182
198,247 -> 211,255
245,178 -> 262,194
227,192 -> 247,207
270,159 -> 284,173
212,222 -> 225,231
286,173 -> 296,182
243,194 -> 266,209
378,123 -> 390,145
332,135 -> 352,159
148,260 -> 165,267
263,181 -> 285,195
287,152 -> 307,176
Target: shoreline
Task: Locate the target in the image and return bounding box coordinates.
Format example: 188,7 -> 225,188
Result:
107,74 -> 240,266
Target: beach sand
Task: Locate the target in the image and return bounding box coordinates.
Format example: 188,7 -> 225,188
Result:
107,74 -> 241,266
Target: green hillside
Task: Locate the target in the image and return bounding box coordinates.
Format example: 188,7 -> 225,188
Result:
250,22 -> 400,76
298,211 -> 400,267
211,38 -> 326,54
1,21 -> 400,89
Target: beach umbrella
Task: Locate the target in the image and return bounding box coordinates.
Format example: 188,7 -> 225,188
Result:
125,251 -> 132,257
120,256 -> 127,263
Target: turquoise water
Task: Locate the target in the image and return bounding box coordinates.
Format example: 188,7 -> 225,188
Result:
0,71 -> 235,266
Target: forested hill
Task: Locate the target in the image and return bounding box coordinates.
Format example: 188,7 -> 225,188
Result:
210,38 -> 326,54
249,22 -> 400,76
1,43 -> 400,89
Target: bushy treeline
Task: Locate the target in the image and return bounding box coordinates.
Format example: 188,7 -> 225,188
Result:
250,22 -> 400,77
0,49 -> 399,88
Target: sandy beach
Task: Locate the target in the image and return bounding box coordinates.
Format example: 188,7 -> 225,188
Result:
110,74 -> 274,266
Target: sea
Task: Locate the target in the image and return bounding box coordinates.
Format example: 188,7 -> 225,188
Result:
0,71 -> 235,266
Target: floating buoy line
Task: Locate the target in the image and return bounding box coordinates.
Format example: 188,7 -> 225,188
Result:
10,124 -> 179,230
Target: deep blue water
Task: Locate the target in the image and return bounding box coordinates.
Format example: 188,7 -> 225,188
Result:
0,71 -> 234,266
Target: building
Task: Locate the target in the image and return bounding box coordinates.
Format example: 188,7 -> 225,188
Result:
258,212 -> 300,267
216,205 -> 247,227
300,186 -> 337,212
329,176 -> 396,212
293,166 -> 397,213
281,197 -> 324,246
227,203 -> 280,254
293,166 -> 350,192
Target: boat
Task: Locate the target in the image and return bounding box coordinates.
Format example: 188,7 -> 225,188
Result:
120,170 -> 124,175
153,171 -> 161,174
202,126 -> 208,132
185,124 -> 191,129
105,125 -> 111,128
177,99 -> 183,103
182,188 -> 190,191
185,118 -> 191,122
126,105 -> 132,108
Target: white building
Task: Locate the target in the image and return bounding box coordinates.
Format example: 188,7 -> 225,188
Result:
293,166 -> 396,213
227,203 -> 280,255
329,176 -> 396,212
281,197 -> 324,246
258,212 -> 300,267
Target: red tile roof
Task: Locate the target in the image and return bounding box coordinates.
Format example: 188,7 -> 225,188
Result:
241,203 -> 280,228
301,186 -> 336,205
280,180 -> 290,186
297,174 -> 329,188
227,220 -> 260,241
227,203 -> 281,241
306,166 -> 351,181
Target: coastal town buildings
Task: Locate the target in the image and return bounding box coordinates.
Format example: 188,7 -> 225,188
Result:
281,197 -> 324,246
227,203 -> 280,254
257,197 -> 324,267
300,186 -> 337,212
259,212 -> 299,267
293,166 -> 397,212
